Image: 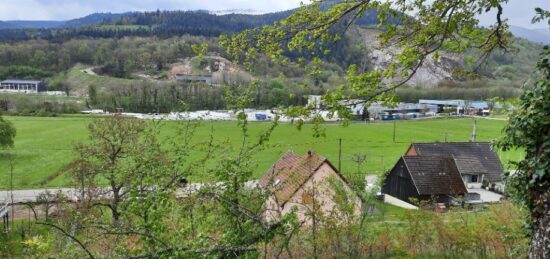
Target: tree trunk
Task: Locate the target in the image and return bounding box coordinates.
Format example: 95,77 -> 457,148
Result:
530,190 -> 550,259
111,200 -> 120,225
111,187 -> 121,225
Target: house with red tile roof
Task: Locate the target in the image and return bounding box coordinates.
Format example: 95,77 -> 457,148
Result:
259,150 -> 362,223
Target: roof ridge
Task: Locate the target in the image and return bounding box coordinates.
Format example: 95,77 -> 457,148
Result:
260,150 -> 331,207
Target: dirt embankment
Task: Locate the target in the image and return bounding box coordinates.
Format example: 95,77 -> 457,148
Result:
168,56 -> 253,84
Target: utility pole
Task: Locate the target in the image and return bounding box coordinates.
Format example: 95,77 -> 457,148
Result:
445,132 -> 448,142
338,138 -> 342,172
9,154 -> 14,233
470,119 -> 477,142
392,120 -> 396,143
383,156 -> 387,172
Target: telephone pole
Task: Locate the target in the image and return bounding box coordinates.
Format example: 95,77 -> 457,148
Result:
392,120 -> 396,143
470,119 -> 477,142
338,138 -> 342,172
381,156 -> 385,173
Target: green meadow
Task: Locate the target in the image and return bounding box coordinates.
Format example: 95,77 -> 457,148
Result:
0,116 -> 520,189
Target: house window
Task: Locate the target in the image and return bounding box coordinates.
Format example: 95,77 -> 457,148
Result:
470,175 -> 479,183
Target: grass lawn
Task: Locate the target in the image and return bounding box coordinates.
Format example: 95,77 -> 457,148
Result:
0,116 -> 521,189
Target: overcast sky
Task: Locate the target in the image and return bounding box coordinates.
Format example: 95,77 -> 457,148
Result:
0,0 -> 548,29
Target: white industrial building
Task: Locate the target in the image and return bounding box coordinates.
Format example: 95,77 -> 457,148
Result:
0,79 -> 47,94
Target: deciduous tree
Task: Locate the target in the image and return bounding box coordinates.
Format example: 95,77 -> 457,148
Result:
74,115 -> 147,224
498,46 -> 550,259
0,115 -> 16,148
221,0 -> 513,120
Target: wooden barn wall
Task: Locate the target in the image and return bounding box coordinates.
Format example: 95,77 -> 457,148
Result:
382,158 -> 419,202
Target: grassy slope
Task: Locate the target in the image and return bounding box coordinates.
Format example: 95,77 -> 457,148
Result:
0,116 -> 520,189
0,116 -> 89,188
66,65 -> 141,95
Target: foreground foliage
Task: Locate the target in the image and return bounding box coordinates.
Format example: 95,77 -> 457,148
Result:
221,0 -> 515,121
0,115 -> 16,148
498,46 -> 550,258
1,198 -> 529,258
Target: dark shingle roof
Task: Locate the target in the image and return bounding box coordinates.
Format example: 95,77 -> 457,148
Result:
259,151 -> 335,207
402,156 -> 468,195
453,156 -> 487,175
409,142 -> 503,182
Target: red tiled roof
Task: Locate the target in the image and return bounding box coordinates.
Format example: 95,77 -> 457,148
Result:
259,151 -> 329,207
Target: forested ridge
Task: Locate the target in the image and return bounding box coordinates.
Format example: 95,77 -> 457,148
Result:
0,0 -> 385,42
0,10 -> 295,42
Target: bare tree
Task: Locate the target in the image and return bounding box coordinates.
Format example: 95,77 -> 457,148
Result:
36,190 -> 65,221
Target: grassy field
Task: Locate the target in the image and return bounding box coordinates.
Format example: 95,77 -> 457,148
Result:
0,116 -> 521,189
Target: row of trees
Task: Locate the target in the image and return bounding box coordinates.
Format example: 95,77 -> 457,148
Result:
0,94 -> 84,115
86,79 -> 326,113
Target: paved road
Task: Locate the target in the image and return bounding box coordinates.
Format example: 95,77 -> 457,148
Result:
0,188 -> 78,203
0,181 -> 261,204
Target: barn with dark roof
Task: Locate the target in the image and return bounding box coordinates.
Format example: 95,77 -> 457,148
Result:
382,156 -> 468,204
405,142 -> 504,183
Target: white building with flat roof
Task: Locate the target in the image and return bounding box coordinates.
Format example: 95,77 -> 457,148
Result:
0,79 -> 47,94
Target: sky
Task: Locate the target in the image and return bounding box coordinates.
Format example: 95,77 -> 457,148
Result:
0,0 -> 548,29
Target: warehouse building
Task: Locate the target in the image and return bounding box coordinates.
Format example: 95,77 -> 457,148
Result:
0,79 -> 47,94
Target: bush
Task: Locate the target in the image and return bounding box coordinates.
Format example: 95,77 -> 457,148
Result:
0,94 -> 84,115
